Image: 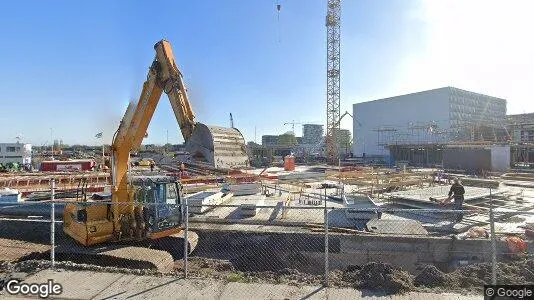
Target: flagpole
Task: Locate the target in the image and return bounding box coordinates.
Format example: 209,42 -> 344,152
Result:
95,132 -> 104,171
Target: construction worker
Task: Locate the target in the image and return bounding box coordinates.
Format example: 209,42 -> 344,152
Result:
150,161 -> 155,172
180,162 -> 185,176
447,177 -> 465,222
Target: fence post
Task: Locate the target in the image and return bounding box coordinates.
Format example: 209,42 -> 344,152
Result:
489,188 -> 497,285
324,195 -> 329,287
50,178 -> 55,269
183,199 -> 189,278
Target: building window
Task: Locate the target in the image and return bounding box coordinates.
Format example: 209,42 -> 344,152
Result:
6,147 -> 16,152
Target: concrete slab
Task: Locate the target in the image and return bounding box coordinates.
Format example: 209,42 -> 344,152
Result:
21,269 -> 123,299
385,185 -> 501,203
221,183 -> 260,196
186,191 -> 230,214
219,282 -> 324,300
239,197 -> 265,217
94,275 -> 225,300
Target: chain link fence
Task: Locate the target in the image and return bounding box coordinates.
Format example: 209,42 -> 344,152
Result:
0,179 -> 533,296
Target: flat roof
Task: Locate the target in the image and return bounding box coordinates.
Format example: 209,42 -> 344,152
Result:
354,86 -> 506,106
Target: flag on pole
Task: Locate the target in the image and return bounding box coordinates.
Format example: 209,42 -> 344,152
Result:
95,132 -> 103,139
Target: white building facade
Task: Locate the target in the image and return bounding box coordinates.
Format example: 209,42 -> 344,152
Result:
353,87 -> 506,158
0,143 -> 32,165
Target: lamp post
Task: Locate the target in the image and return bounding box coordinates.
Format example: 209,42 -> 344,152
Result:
50,128 -> 54,160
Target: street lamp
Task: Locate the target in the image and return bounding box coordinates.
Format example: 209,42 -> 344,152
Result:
50,128 -> 54,160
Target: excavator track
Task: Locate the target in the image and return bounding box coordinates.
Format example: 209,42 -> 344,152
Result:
54,231 -> 199,273
54,244 -> 175,273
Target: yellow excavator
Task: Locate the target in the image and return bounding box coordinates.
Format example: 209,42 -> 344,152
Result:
61,39 -> 247,268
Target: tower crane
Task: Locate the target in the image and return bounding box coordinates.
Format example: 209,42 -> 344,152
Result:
283,121 -> 302,135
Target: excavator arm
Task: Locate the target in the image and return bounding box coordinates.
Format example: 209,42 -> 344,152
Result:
110,49 -> 165,232
110,39 -> 249,232
154,41 -> 197,141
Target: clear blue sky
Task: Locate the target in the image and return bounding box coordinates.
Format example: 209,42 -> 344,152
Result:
1,0 -> 531,146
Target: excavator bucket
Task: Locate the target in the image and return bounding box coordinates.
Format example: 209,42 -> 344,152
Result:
185,123 -> 249,170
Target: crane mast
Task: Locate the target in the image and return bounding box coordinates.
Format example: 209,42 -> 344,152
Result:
325,0 -> 341,164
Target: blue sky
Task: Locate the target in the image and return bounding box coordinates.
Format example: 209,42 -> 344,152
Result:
1,0 -> 532,146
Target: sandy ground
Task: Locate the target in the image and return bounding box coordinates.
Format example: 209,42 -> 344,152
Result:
1,258 -> 532,297
0,239 -> 49,262
0,269 -> 481,300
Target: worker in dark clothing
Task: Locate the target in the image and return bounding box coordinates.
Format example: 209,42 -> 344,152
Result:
447,177 -> 465,222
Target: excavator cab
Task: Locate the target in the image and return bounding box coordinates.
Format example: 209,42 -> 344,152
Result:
131,176 -> 182,235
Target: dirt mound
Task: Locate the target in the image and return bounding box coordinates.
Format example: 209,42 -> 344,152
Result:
414,265 -> 451,288
342,262 -> 414,294
452,260 -> 534,286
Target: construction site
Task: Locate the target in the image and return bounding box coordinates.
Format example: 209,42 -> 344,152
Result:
1,1 -> 534,299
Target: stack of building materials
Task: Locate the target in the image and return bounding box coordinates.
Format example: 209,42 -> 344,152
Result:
239,195 -> 266,217
221,183 -> 260,196
185,191 -> 233,214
